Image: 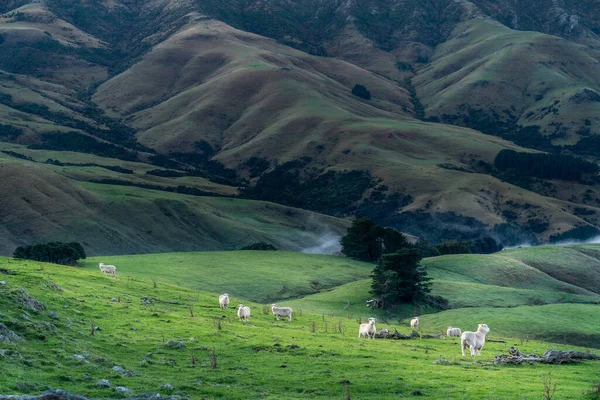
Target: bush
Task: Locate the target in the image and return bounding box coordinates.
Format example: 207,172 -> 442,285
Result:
494,149 -> 599,182
352,84 -> 371,100
549,226 -> 600,243
13,242 -> 86,266
434,240 -> 471,255
240,242 -> 277,251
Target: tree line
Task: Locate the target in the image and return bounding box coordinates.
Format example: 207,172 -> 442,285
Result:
494,149 -> 599,182
13,242 -> 86,266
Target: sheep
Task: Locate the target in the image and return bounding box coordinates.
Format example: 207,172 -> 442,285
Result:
446,327 -> 462,337
98,263 -> 116,276
219,293 -> 230,309
237,304 -> 251,322
358,317 -> 377,339
410,317 -> 419,329
461,324 -> 491,357
271,304 -> 293,322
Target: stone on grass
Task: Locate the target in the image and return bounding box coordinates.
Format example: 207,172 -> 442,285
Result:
165,340 -> 186,350
48,311 -> 59,319
96,379 -> 111,388
115,386 -> 133,395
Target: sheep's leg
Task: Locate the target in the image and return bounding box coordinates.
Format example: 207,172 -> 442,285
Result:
461,341 -> 466,357
470,346 -> 476,357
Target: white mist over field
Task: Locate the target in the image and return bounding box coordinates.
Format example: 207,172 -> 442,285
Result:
301,233 -> 342,255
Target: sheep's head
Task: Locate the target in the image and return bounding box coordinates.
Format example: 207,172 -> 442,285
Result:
238,304 -> 244,308
478,324 -> 490,334
368,318 -> 377,324
99,263 -> 104,268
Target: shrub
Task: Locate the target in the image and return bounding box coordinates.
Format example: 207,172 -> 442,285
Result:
549,226 -> 600,243
240,242 -> 277,251
13,242 -> 86,266
494,149 -> 599,182
352,84 -> 371,100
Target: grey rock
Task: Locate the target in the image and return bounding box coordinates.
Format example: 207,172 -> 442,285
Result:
48,312 -> 59,319
112,365 -> 135,377
139,394 -> 161,399
13,288 -> 45,311
110,297 -> 118,302
0,323 -> 22,344
0,280 -> 6,285
96,379 -> 111,388
165,340 -> 185,350
74,354 -> 88,363
114,386 -> 133,395
159,384 -> 174,391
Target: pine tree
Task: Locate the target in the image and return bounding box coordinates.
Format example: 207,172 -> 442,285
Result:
371,248 -> 431,306
340,218 -> 385,261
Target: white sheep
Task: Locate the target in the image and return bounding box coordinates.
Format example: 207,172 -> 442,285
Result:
358,317 -> 377,339
98,263 -> 116,276
271,304 -> 292,321
461,324 -> 491,357
446,327 -> 462,337
219,293 -> 230,309
237,304 -> 251,322
410,317 -> 419,329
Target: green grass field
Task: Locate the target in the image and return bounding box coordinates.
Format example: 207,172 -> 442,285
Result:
84,252 -> 373,303
1,257 -> 599,399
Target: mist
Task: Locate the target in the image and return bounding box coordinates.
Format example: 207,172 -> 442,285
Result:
301,233 -> 342,255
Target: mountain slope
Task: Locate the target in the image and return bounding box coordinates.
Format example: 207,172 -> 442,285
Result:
3,0 -> 600,250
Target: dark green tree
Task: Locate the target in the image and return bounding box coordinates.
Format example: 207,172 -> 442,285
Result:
434,240 -> 471,255
371,248 -> 431,306
352,84 -> 371,100
340,218 -> 385,261
341,218 -> 411,262
13,242 -> 86,266
240,242 -> 277,251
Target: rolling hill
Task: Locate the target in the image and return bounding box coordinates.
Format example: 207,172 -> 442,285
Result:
87,244 -> 600,347
1,249 -> 600,398
3,0 -> 600,252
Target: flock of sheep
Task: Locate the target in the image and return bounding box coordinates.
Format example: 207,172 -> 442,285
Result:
99,263 -> 491,357
218,293 -> 292,323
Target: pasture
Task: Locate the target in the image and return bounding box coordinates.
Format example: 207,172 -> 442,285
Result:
1,246 -> 600,398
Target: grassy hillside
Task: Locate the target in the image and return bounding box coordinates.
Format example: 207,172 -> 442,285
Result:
81,245 -> 600,348
0,148 -> 351,256
84,252 -> 373,303
1,257 -> 599,399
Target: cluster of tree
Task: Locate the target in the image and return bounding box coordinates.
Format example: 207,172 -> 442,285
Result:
242,159 -> 375,217
549,225 -> 600,244
88,179 -> 223,198
494,149 -> 599,182
13,242 -> 86,266
352,84 -> 371,100
30,131 -> 138,161
340,218 -> 445,308
44,159 -> 133,174
340,218 -> 409,262
432,236 -> 503,256
239,242 -> 277,251
0,123 -> 23,138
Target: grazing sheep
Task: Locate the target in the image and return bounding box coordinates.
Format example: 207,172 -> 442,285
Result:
271,304 -> 293,321
446,327 -> 462,337
219,293 -> 230,309
98,263 -> 116,276
410,317 -> 419,329
358,318 -> 377,339
461,324 -> 491,357
237,304 -> 251,322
